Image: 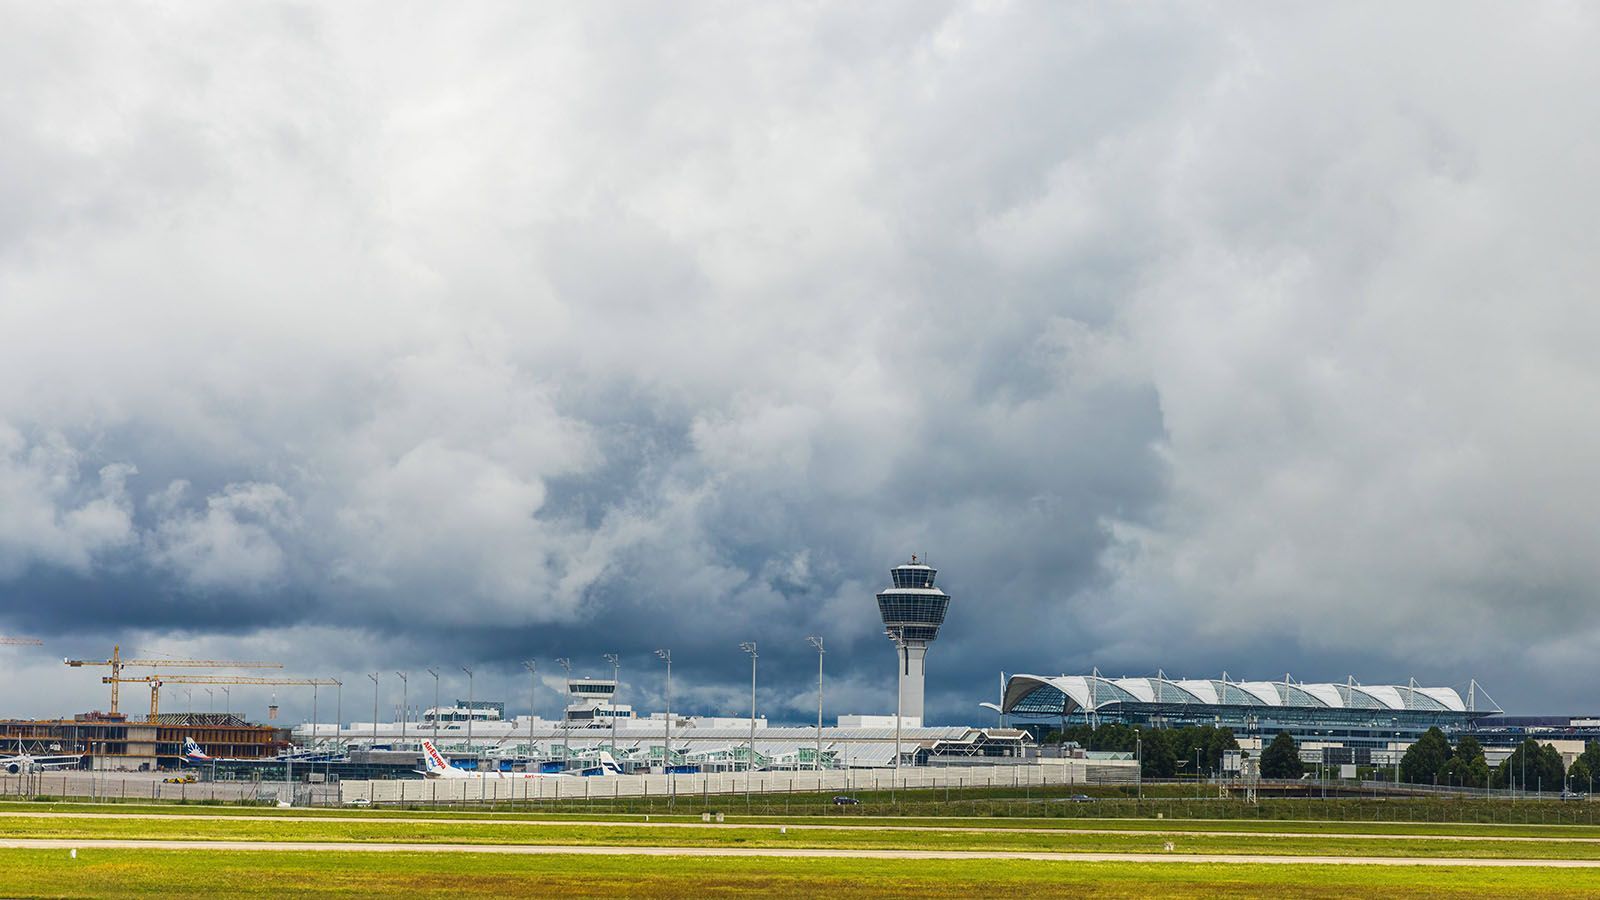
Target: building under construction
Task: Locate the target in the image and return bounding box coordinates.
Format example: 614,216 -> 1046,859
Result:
0,711 -> 285,770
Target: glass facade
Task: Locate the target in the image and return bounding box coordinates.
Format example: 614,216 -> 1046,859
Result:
1003,675 -> 1499,752
877,562 -> 951,643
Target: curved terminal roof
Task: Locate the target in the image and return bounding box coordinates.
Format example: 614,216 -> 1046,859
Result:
1002,673 -> 1499,718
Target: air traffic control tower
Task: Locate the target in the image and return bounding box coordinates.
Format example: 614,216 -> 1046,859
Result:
875,555 -> 951,725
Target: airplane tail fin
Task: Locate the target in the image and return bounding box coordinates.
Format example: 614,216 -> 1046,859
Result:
420,740 -> 460,778
184,737 -> 211,760
598,751 -> 623,774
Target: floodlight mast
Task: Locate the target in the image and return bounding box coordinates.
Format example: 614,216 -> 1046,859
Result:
426,668 -> 439,744
655,649 -> 672,780
740,641 -> 758,792
807,636 -> 825,771
395,671 -> 408,742
460,666 -> 475,759
602,653 -> 620,766
522,660 -> 537,767
367,673 -> 379,747
556,658 -> 572,770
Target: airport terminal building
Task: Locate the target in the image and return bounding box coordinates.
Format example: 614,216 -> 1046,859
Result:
1000,672 -> 1502,763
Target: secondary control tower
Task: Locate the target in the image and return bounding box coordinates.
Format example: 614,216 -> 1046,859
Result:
875,555 -> 951,724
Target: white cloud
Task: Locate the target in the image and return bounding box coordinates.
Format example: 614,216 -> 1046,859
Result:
2,3 -> 1598,718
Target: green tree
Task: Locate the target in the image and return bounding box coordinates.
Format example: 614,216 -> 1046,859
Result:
1493,738 -> 1566,791
1399,727 -> 1452,784
1138,727 -> 1177,777
1442,734 -> 1490,788
1574,741 -> 1600,791
1569,757 -> 1593,792
1259,731 -> 1304,779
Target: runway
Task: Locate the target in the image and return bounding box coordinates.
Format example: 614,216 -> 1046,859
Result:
2,837 -> 1600,866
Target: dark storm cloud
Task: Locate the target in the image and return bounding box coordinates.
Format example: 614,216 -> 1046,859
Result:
4,3 -> 1600,721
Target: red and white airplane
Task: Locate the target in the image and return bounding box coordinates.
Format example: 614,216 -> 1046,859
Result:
418,739 -> 621,780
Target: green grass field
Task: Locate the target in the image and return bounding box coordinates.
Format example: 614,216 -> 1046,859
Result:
3,850 -> 1600,899
4,798 -> 1600,897
4,813 -> 1600,859
7,797 -> 1600,838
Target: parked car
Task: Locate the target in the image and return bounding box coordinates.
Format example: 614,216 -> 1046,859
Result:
1561,791 -> 1587,801
1069,794 -> 1094,803
832,795 -> 861,806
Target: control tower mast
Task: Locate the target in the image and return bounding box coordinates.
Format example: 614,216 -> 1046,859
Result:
875,555 -> 951,725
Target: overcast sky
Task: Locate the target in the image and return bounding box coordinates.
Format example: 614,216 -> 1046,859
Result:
2,3 -> 1598,724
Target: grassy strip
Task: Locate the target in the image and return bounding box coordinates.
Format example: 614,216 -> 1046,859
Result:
14,782 -> 1600,827
10,799 -> 1600,840
4,849 -> 1600,898
5,815 -> 1600,860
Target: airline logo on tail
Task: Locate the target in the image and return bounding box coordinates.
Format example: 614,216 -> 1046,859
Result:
598,751 -> 623,775
420,740 -> 463,779
184,738 -> 212,762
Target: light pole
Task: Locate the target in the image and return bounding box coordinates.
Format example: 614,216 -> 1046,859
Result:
396,672 -> 408,743
522,660 -> 537,768
1136,731 -> 1143,799
367,673 -> 379,747
461,666 -> 475,761
222,686 -> 230,717
557,658 -> 571,771
426,668 -> 439,745
185,688 -> 193,718
333,679 -> 342,752
740,642 -> 758,780
807,636 -> 824,771
602,653 -> 619,764
205,688 -> 213,715
889,627 -> 905,785
655,649 -> 672,775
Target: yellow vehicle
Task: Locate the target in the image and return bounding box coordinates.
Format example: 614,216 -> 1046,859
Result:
162,774 -> 197,784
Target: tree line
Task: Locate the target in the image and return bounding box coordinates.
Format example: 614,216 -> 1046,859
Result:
1045,723 -> 1239,778
1267,726 -> 1600,790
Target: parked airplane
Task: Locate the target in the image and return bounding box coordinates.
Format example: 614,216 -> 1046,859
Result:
2,740 -> 81,774
419,740 -> 621,779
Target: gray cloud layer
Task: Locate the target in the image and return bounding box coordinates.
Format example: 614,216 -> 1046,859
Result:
2,3 -> 1598,722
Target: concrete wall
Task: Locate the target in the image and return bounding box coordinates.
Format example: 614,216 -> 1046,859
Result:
341,759 -> 1138,804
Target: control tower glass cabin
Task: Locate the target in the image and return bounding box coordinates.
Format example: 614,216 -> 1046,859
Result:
875,556 -> 950,724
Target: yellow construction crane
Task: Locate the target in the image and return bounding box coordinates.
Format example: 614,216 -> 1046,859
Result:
103,674 -> 339,719
64,645 -> 283,714
0,637 -> 42,646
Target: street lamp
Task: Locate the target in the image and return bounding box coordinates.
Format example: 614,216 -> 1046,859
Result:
426,668 -> 440,745
205,687 -> 213,715
807,636 -> 824,771
333,679 -> 342,752
557,658 -> 572,771
222,686 -> 230,717
888,627 -> 905,782
395,672 -> 408,743
461,666 -> 475,761
367,673 -> 379,747
1136,731 -> 1143,799
522,660 -> 537,768
602,653 -> 619,765
655,649 -> 672,775
740,642 -> 758,781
